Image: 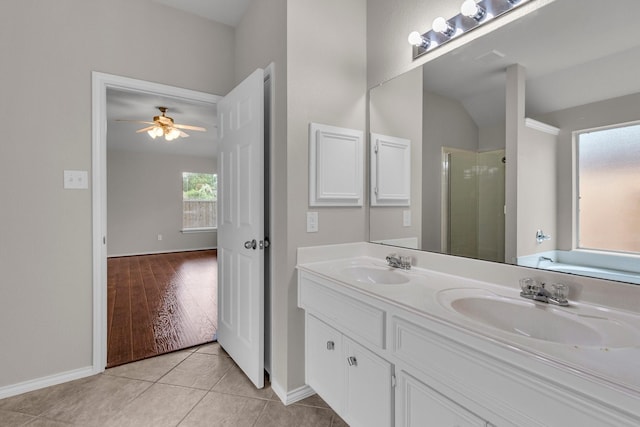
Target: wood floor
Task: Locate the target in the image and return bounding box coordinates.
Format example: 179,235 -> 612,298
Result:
107,250 -> 217,368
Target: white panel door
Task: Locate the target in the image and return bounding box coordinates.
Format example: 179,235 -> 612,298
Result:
217,68 -> 265,388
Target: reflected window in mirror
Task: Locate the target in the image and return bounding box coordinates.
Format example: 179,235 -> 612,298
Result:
577,122 -> 640,254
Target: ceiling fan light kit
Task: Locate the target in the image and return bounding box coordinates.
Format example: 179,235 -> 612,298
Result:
120,106 -> 207,142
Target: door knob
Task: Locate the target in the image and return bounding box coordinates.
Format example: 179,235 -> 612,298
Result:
244,239 -> 257,250
347,356 -> 357,366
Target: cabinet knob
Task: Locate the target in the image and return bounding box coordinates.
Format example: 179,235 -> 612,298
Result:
347,356 -> 357,366
326,341 -> 335,350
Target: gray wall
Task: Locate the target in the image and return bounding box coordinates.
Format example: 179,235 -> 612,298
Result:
107,149 -> 217,256
284,0 -> 368,391
237,0 -> 367,394
0,0 -> 234,389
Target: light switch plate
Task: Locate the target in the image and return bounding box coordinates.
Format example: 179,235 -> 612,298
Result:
403,210 -> 411,227
64,170 -> 89,189
307,212 -> 319,233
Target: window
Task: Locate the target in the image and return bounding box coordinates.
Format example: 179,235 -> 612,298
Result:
577,122 -> 640,253
182,172 -> 217,230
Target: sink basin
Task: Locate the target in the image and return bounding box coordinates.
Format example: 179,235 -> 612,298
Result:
341,266 -> 410,285
437,289 -> 640,348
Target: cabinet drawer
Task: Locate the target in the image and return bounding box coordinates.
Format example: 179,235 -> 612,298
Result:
299,272 -> 385,349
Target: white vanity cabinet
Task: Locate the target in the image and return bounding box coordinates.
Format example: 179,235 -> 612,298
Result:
301,272 -> 393,427
298,264 -> 640,427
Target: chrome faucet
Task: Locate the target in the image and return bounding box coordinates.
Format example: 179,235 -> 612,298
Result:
538,256 -> 554,263
386,254 -> 411,270
519,278 -> 569,306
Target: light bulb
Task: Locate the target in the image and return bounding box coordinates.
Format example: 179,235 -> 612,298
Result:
461,0 -> 486,21
432,17 -> 455,36
168,128 -> 181,139
408,31 -> 430,49
165,134 -> 174,141
154,127 -> 163,137
407,31 -> 421,45
147,129 -> 157,139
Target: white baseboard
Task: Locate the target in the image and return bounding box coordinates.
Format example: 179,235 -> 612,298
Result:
0,366 -> 95,400
271,381 -> 316,406
107,247 -> 217,258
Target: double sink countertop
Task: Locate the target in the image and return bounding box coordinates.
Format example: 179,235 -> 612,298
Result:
297,244 -> 640,399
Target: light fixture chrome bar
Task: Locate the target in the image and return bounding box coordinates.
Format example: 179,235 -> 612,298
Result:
410,0 -> 531,60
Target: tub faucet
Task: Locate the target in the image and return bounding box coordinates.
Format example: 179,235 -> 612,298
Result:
539,256 -> 554,263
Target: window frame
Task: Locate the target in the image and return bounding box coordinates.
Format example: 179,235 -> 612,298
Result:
574,119 -> 640,255
181,171 -> 217,232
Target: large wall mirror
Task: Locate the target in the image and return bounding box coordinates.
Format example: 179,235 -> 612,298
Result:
369,0 -> 640,285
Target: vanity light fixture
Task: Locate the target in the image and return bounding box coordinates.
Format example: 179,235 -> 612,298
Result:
409,0 -> 531,60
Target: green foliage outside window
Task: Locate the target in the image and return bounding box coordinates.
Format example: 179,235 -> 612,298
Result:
182,172 -> 217,201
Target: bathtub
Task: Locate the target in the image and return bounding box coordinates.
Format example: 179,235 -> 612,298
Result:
540,262 -> 640,285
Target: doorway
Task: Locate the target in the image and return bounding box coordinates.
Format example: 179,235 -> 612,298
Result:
92,73 -> 222,371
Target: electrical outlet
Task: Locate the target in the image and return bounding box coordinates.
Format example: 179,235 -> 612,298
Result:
403,210 -> 411,227
307,212 -> 318,233
63,170 -> 89,189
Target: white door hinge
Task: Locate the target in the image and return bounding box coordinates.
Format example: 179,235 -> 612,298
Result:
391,374 -> 396,388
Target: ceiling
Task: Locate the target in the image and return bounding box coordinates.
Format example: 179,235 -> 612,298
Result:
107,88 -> 218,159
421,0 -> 640,127
150,0 -> 251,27
107,1 -> 252,159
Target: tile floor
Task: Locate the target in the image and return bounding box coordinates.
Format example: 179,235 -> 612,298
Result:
0,343 -> 347,427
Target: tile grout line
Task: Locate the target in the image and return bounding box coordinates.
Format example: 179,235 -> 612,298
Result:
251,399 -> 271,427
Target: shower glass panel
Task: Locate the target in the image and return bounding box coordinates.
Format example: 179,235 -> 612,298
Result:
442,148 -> 505,261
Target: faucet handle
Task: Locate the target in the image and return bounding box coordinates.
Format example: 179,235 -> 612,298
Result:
550,283 -> 569,305
400,255 -> 412,270
519,277 -> 540,297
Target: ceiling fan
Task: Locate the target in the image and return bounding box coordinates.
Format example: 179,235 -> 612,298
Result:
119,106 -> 207,141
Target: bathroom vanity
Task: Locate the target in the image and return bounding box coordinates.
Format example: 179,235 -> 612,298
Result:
297,243 -> 640,427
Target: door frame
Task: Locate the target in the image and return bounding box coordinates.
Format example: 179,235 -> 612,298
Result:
91,72 -> 221,372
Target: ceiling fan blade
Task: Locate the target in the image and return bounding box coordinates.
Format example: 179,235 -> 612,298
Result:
135,126 -> 156,133
179,131 -> 190,138
173,124 -> 207,131
115,119 -> 157,125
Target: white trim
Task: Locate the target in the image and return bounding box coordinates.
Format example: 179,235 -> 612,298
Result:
271,380 -> 316,406
180,227 -> 217,233
92,72 -> 221,374
0,366 -> 94,400
524,118 -> 560,135
107,247 -> 217,258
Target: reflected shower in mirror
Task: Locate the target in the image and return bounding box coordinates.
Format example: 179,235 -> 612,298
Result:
369,0 -> 640,284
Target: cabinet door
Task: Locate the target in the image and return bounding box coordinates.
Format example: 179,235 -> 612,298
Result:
396,371 -> 487,427
344,337 -> 393,427
306,315 -> 344,412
